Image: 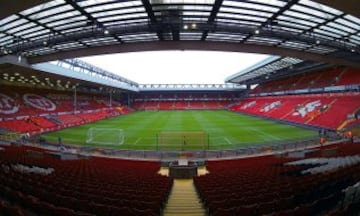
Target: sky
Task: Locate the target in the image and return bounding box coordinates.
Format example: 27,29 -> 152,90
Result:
80,51 -> 270,84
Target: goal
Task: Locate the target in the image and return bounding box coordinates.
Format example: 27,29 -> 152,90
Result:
0,132 -> 23,143
86,128 -> 124,145
157,131 -> 208,151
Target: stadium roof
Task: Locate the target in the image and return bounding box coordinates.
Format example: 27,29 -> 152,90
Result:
0,0 -> 360,88
225,55 -> 330,84
0,55 -> 138,92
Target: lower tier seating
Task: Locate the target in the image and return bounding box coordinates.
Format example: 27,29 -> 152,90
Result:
0,119 -> 40,133
194,142 -> 360,216
0,110 -> 125,135
230,93 -> 360,129
0,145 -> 173,216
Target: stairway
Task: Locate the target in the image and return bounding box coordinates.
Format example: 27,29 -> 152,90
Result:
163,179 -> 206,216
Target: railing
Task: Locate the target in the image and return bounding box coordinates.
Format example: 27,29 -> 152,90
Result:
138,83 -> 246,91
21,136 -> 349,161
83,137 -> 322,161
1,134 -> 350,161
248,85 -> 360,97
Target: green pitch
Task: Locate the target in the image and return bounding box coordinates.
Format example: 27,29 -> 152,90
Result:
41,110 -> 317,150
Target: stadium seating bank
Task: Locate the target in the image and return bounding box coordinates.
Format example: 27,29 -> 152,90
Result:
1,141 -> 360,215
132,92 -> 236,110
194,142 -> 360,216
0,67 -> 359,215
0,85 -> 131,136
0,145 -> 173,216
230,66 -> 360,131
2,67 -> 359,135
230,92 -> 360,130
251,67 -> 360,95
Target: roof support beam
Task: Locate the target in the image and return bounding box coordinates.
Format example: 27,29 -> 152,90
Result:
264,0 -> 298,27
141,0 -> 164,40
6,22 -> 357,58
271,4 -> 344,51
0,0 -> 48,20
201,0 -> 223,41
301,13 -> 345,36
16,13 -> 65,52
28,41 -> 360,68
314,0 -> 360,18
65,0 -> 95,24
242,0 -> 298,43
65,0 -> 122,44
0,32 -> 29,53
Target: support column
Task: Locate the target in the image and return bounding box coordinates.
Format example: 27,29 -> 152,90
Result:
73,86 -> 77,114
109,91 -> 112,108
127,94 -> 131,107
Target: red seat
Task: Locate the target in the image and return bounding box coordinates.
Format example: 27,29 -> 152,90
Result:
109,207 -> 135,216
236,204 -> 257,216
2,206 -> 26,216
213,207 -> 236,216
257,200 -> 276,215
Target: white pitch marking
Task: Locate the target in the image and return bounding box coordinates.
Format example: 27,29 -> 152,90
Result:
224,137 -> 232,145
133,137 -> 142,145
43,135 -> 80,143
249,126 -> 281,140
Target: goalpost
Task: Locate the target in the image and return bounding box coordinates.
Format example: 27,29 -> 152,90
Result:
0,132 -> 23,143
86,128 -> 124,145
157,131 -> 208,151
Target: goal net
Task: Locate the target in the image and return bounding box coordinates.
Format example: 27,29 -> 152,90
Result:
86,128 -> 124,145
157,131 -> 207,151
0,132 -> 23,143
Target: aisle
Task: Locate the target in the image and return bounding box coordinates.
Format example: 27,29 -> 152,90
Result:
163,179 -> 206,216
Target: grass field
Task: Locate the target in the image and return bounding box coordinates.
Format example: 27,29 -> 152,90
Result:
41,110 -> 317,150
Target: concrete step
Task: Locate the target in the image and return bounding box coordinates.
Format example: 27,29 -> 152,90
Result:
163,179 -> 206,216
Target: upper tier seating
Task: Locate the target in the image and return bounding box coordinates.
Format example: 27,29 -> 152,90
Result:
0,86 -> 127,118
251,67 -> 359,94
0,85 -> 129,134
0,119 -> 40,133
336,68 -> 360,86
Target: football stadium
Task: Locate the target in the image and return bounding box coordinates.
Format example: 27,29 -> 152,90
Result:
0,1 -> 360,215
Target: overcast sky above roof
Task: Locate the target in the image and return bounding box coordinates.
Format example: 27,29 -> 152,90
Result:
80,51 -> 270,84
